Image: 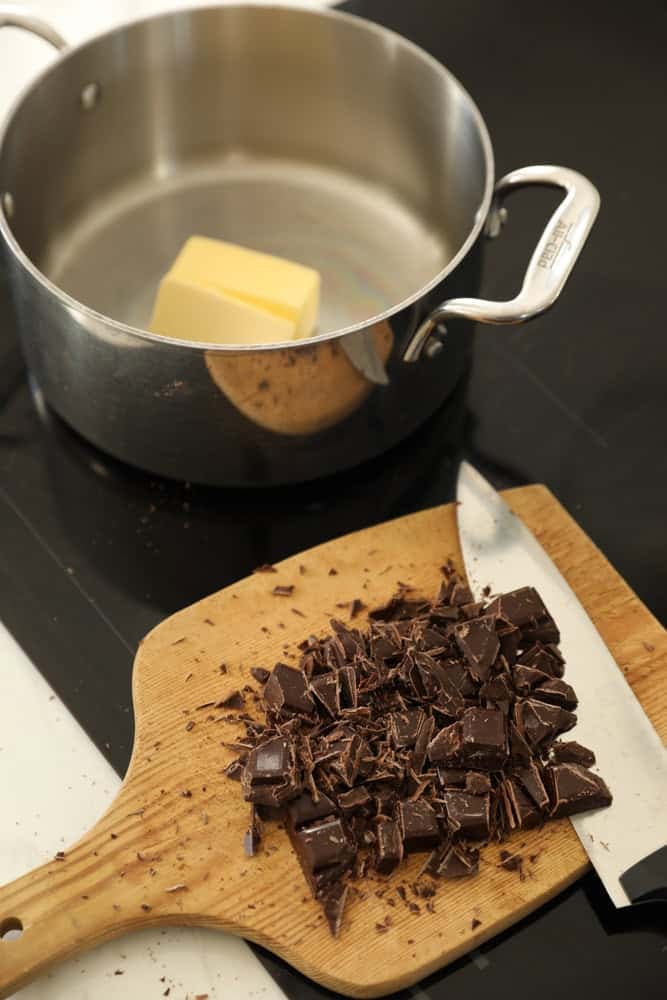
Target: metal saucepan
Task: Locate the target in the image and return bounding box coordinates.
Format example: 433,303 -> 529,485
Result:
0,4 -> 599,486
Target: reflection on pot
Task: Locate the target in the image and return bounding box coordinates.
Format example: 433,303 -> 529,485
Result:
204,322 -> 393,436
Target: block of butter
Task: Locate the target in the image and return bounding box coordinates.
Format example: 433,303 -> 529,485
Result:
149,236 -> 320,346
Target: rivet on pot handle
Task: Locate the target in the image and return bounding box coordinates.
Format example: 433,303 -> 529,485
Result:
403,165 -> 600,362
0,5 -> 67,50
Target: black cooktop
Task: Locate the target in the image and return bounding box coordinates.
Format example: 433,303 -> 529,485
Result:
1,1 -> 665,997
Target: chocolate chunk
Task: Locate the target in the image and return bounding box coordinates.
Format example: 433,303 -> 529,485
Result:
223,759 -> 244,781
532,678 -> 578,711
480,674 -> 513,715
338,786 -> 372,816
461,601 -> 486,621
389,708 -> 425,749
374,819 -> 404,874
437,767 -> 468,789
513,761 -> 550,811
509,721 -> 532,764
450,582 -> 474,606
338,664 -> 358,708
437,844 -> 479,878
287,790 -> 337,831
321,881 -> 348,937
545,763 -> 612,818
397,800 -> 441,853
411,715 -> 435,773
454,617 -> 500,683
443,791 -> 491,840
515,699 -> 577,751
505,779 -> 542,830
374,784 -> 398,817
427,721 -> 463,764
465,772 -> 492,795
295,817 -> 356,880
220,690 -> 244,709
250,667 -> 270,685
242,736 -> 299,807
309,673 -> 340,717
488,588 -> 559,645
460,707 -> 508,771
550,741 -> 596,767
512,664 -> 551,696
518,643 -> 565,678
264,663 -> 314,717
497,624 -> 521,665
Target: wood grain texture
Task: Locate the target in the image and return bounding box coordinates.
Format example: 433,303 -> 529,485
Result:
0,485 -> 665,999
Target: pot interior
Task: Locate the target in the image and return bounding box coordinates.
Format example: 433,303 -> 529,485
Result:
0,4 -> 492,338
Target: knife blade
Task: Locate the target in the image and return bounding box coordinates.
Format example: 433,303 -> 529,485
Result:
456,461 -> 667,907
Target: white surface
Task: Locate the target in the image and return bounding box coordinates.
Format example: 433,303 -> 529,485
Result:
0,623 -> 288,999
456,461 -> 667,909
0,2 -> 333,996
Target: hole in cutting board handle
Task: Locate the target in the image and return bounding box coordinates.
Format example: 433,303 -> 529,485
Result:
0,917 -> 23,942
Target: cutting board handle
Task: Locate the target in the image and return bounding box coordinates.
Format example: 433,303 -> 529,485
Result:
0,798 -> 154,998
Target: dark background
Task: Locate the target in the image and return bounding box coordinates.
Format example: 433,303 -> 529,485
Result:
0,0 -> 665,997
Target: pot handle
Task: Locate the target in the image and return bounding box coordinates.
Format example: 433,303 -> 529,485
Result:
403,165 -> 600,362
0,5 -> 67,49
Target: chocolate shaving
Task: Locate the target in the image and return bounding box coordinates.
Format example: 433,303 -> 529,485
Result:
272,585 -> 295,597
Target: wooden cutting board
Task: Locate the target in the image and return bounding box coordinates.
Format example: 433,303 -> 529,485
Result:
1,485 -> 665,999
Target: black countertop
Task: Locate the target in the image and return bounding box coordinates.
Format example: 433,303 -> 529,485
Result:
0,0 -> 665,997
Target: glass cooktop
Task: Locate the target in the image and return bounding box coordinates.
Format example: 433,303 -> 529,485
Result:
1,1 -> 665,998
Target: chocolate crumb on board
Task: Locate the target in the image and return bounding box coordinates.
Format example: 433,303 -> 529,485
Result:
254,564 -> 278,573
272,584 -> 295,597
329,568 -> 338,576
224,573 -> 611,935
219,690 -> 245,710
471,917 -> 482,930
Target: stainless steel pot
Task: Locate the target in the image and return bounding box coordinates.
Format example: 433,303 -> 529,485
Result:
0,3 -> 599,486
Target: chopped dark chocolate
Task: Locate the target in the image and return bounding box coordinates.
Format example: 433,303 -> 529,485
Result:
397,800 -> 440,853
295,816 -> 356,879
223,571 -> 610,936
460,707 -> 508,771
322,881 -> 348,937
309,673 -> 340,718
287,791 -> 337,831
514,760 -> 550,811
454,617 -> 499,683
427,721 -> 463,764
250,667 -> 270,685
242,736 -> 299,807
465,772 -> 492,795
515,698 -> 577,751
338,786 -> 372,816
550,741 -> 596,767
545,763 -> 612,818
220,690 -> 245,709
437,844 -> 479,878
487,588 -> 560,646
263,663 -> 314,717
532,678 -> 578,711
389,708 -> 425,749
374,819 -> 404,874
443,791 -> 491,841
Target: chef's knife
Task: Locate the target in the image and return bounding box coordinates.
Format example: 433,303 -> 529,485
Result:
456,462 -> 667,906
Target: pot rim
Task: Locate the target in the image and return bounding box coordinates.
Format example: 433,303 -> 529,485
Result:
0,2 -> 495,355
